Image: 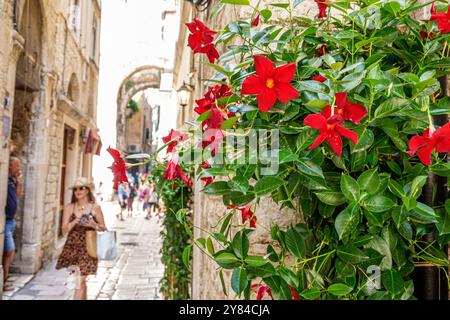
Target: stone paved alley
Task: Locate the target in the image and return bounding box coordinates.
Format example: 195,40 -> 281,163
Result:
3,201 -> 164,300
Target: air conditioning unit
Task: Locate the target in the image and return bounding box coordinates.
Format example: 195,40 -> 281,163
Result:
127,144 -> 141,153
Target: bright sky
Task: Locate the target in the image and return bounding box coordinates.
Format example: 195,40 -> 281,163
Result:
93,0 -> 179,195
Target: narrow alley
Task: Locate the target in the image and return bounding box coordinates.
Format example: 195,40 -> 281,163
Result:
3,202 -> 164,300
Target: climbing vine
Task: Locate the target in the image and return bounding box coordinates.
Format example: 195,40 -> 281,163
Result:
149,161 -> 193,300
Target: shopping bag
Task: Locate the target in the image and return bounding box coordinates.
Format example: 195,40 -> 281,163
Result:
96,231 -> 118,261
85,231 -> 98,258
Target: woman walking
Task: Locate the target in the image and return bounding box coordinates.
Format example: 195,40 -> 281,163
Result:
56,177 -> 107,300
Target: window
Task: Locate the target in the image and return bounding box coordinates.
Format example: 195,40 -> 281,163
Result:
69,0 -> 81,35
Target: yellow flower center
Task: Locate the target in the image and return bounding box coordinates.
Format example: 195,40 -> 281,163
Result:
266,78 -> 275,89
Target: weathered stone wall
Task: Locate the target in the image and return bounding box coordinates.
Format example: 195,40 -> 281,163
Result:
0,0 -> 101,284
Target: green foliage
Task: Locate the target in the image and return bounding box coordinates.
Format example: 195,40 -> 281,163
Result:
150,162 -> 193,300
127,99 -> 140,113
163,0 -> 450,300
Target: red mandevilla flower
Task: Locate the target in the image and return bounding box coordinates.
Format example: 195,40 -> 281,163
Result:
290,286 -> 301,300
304,111 -> 359,157
420,30 -> 434,40
202,129 -> 225,157
239,204 -> 257,228
406,123 -> 450,166
312,75 -> 327,82
316,44 -> 327,57
107,146 -> 128,190
186,19 -> 220,63
163,156 -> 192,187
200,161 -> 214,187
195,84 -> 232,115
241,56 -> 299,112
315,0 -> 330,19
430,4 -> 450,34
251,284 -> 273,300
162,129 -> 188,153
322,92 -> 368,124
251,14 -> 260,27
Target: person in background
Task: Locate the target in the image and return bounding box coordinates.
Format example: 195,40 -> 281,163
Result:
2,157 -> 23,292
117,182 -> 128,221
139,182 -> 150,215
127,182 -> 137,218
146,183 -> 159,220
95,181 -> 104,203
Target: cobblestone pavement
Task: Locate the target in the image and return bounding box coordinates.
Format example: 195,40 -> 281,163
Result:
3,201 -> 164,300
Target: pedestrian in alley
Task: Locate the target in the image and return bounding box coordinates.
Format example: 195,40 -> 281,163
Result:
146,183 -> 159,220
55,177 -> 107,300
127,182 -> 137,218
95,181 -> 104,203
117,182 -> 128,221
2,156 -> 23,292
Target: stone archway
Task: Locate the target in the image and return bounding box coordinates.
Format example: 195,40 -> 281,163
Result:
9,0 -> 50,274
116,66 -> 163,151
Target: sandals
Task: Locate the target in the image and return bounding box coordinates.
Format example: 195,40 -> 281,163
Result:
3,284 -> 15,292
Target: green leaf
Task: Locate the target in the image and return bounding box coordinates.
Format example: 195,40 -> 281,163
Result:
230,191 -> 255,206
232,231 -> 249,259
270,3 -> 290,9
413,202 -> 438,223
297,159 -> 324,178
315,191 -> 347,206
409,176 -> 428,199
219,269 -> 228,296
214,252 -> 240,269
299,287 -> 322,300
220,213 -> 234,234
337,245 -> 370,264
260,9 -> 272,21
352,129 -> 374,153
231,267 -> 248,296
245,256 -> 267,267
264,276 -> 292,300
327,283 -> 354,297
305,99 -> 329,110
340,175 -> 360,202
297,129 -> 316,151
364,236 -> 392,270
221,116 -> 239,130
202,181 -> 231,195
381,270 -> 404,295
335,203 -> 360,240
358,169 -> 380,195
279,150 -> 299,164
182,245 -> 192,269
222,0 -> 250,5
436,208 -> 450,236
285,228 -> 306,258
388,179 -> 405,198
207,237 -> 215,255
255,176 -> 285,196
381,119 -> 407,150
363,195 -> 395,213
374,98 -> 410,119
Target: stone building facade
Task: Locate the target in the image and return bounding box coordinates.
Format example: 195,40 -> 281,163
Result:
0,0 -> 102,298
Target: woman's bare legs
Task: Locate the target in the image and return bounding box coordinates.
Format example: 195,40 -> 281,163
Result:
74,275 -> 87,300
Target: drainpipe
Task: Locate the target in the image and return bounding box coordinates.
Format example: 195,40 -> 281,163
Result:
13,0 -> 18,30
413,76 -> 449,300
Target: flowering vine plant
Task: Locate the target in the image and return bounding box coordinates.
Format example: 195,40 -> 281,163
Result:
156,0 -> 450,300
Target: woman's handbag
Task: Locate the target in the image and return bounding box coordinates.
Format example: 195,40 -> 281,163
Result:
85,230 -> 118,261
86,231 -> 98,258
